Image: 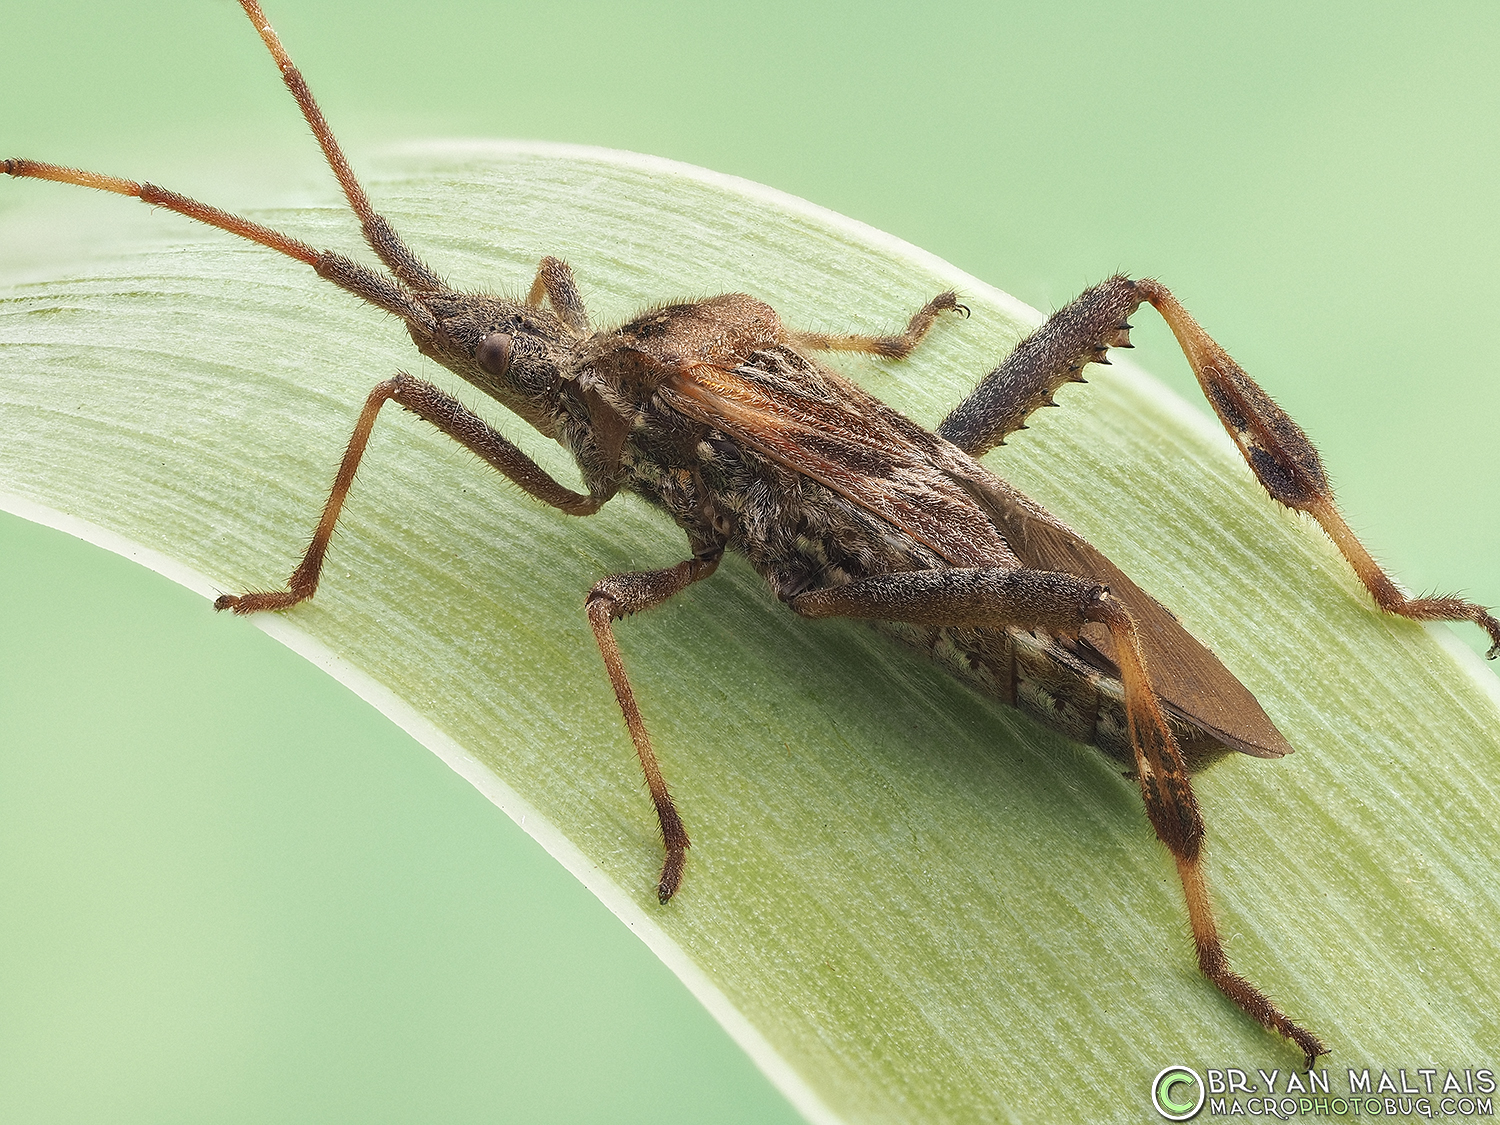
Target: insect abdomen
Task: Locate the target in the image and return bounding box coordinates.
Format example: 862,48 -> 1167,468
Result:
879,621 -> 1224,770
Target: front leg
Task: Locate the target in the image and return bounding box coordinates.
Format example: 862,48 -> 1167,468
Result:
218,373 -> 608,614
525,255 -> 590,335
793,566 -> 1326,1066
940,276 -> 1500,657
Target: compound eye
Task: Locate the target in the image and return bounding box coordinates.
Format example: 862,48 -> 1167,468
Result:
476,332 -> 513,377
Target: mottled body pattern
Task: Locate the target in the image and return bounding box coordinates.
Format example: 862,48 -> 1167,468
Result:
572,303 -> 1214,770
11,0 -> 1499,1069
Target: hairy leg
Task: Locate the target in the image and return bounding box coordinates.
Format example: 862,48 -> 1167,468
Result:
788,291 -> 968,358
586,548 -> 723,902
218,372 -> 607,614
526,255 -> 591,335
941,274 -> 1499,657
794,565 -> 1326,1065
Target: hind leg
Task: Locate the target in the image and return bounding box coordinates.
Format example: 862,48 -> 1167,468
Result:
939,275 -> 1500,657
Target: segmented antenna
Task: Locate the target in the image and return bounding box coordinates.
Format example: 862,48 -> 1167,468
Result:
236,0 -> 444,292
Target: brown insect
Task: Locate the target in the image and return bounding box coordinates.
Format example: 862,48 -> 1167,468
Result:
8,0 -> 1497,1069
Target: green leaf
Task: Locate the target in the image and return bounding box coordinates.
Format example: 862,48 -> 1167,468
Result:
3,142 -> 1498,1123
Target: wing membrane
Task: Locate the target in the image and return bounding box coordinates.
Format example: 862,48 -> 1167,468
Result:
660,350 -> 1292,759
661,354 -> 1017,568
954,471 -> 1292,758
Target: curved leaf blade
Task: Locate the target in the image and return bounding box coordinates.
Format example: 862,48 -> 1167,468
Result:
3,142 -> 1498,1123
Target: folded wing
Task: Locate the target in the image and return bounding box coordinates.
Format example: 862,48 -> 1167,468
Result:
660,350 -> 1291,759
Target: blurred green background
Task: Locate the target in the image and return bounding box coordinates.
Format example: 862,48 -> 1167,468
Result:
2,1 -> 1495,1121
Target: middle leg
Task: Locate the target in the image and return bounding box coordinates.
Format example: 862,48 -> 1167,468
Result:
587,545 -> 724,903
787,290 -> 968,358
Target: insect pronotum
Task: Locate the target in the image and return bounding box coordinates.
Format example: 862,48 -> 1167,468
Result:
6,0 -> 1497,1072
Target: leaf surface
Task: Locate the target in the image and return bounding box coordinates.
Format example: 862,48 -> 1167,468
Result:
3,142 -> 1498,1123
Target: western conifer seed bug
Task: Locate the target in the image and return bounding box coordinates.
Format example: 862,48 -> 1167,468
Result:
8,0 -> 1499,1071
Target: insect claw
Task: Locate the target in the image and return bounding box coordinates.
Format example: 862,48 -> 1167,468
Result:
658,850 -> 686,903
1295,1028 -> 1329,1070
1481,613 -> 1500,658
30,0 -> 1495,1080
